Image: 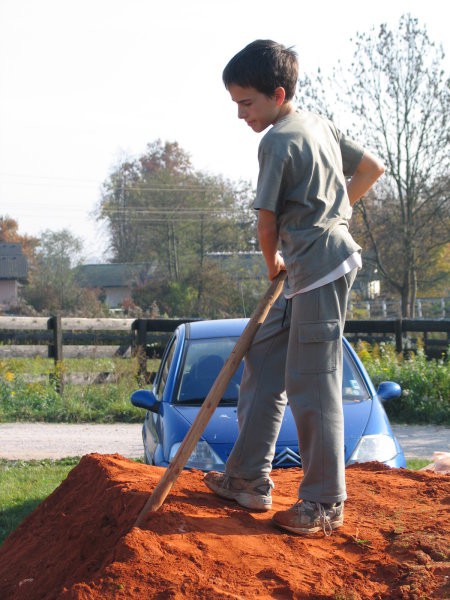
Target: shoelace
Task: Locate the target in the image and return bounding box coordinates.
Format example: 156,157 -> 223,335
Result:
316,502 -> 333,537
297,501 -> 333,537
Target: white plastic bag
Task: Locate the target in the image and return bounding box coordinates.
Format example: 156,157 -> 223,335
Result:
420,451 -> 450,474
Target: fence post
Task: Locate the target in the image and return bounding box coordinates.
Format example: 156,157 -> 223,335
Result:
394,319 -> 403,354
347,301 -> 353,320
416,299 -> 422,318
48,314 -> 64,393
136,319 -> 148,384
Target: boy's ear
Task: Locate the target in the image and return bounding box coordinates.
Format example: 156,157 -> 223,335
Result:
274,87 -> 286,106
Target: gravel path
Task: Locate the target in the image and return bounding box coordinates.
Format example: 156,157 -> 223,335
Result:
0,422 -> 449,461
0,423 -> 144,460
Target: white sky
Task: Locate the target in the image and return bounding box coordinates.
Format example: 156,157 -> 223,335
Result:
0,0 -> 448,261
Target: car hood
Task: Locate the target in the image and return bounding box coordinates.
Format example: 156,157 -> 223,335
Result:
172,404 -> 298,444
172,399 -> 373,461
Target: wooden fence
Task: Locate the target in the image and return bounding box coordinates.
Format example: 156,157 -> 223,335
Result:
0,316 -> 448,391
0,316 -> 194,390
344,319 -> 450,359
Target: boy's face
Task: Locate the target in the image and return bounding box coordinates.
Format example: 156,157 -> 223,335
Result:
227,84 -> 285,133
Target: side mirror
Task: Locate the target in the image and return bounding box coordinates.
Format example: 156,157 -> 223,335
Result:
131,389 -> 160,413
377,381 -> 402,403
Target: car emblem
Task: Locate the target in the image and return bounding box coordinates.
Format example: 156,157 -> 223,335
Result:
273,447 -> 302,467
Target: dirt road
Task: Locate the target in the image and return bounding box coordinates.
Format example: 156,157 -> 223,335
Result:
0,423 -> 143,460
0,422 -> 449,460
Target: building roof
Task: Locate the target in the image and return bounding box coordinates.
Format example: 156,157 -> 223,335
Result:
0,244 -> 28,280
75,263 -> 157,288
0,243 -> 23,256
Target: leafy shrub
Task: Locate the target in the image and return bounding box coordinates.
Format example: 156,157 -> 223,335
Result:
0,373 -> 61,421
1,352 -> 448,425
355,342 -> 450,425
0,358 -> 146,423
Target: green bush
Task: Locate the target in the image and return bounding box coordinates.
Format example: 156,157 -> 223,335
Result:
0,358 -> 152,423
1,351 -> 448,425
0,375 -> 143,423
355,342 -> 450,425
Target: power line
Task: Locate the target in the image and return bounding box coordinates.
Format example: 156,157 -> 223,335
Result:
1,173 -> 253,194
2,180 -> 233,193
101,208 -> 249,214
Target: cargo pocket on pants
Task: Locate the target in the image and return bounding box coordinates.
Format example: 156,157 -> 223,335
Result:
297,320 -> 340,373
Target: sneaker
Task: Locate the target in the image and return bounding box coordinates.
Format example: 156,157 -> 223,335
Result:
272,500 -> 344,536
203,471 -> 274,511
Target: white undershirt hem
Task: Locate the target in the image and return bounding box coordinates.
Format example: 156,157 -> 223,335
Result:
284,251 -> 362,299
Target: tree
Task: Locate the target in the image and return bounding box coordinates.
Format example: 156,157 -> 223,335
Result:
23,229 -> 104,314
98,140 -> 258,317
420,243 -> 450,298
0,216 -> 39,263
296,15 -> 450,316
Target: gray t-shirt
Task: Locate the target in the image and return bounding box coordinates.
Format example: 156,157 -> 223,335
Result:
253,110 -> 364,296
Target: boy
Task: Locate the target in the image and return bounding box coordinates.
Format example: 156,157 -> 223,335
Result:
204,40 -> 385,536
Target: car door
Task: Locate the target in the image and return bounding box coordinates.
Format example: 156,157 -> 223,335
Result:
145,333 -> 178,463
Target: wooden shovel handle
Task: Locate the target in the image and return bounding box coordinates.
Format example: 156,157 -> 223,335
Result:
134,270 -> 287,526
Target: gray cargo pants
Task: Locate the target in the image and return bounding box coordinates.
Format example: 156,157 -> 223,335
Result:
225,269 -> 357,504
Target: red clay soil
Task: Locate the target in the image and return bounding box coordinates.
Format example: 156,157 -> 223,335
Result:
0,455 -> 449,600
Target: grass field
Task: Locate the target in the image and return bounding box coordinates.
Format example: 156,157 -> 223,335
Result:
0,357 -> 160,423
1,345 -> 449,424
0,458 -> 80,545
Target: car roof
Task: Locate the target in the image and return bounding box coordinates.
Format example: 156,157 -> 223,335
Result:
184,318 -> 248,340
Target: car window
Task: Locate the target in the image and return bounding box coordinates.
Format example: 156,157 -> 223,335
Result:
174,337 -> 368,404
176,337 -> 243,404
156,336 -> 177,399
342,346 -> 370,402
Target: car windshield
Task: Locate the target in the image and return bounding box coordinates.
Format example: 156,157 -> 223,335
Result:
176,337 -> 243,405
175,337 -> 369,405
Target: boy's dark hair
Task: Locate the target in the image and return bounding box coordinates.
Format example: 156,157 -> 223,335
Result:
223,40 -> 298,101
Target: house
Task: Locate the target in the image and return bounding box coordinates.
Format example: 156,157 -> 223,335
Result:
0,243 -> 28,309
74,251 -> 382,311
74,262 -> 156,308
351,251 -> 381,300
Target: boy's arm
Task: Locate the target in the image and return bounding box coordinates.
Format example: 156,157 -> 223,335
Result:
346,150 -> 385,206
257,209 -> 286,280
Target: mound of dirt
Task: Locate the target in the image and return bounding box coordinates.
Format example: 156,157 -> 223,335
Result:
0,455 -> 449,599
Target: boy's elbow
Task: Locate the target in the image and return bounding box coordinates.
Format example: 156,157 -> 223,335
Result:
358,152 -> 385,183
367,161 -> 385,189
376,160 -> 386,178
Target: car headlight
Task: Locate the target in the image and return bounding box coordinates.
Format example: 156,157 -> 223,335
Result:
169,441 -> 225,471
348,434 -> 398,465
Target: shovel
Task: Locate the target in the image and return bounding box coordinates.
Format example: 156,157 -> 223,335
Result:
134,270 -> 287,526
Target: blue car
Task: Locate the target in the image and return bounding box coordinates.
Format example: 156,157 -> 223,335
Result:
131,318 -> 406,471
